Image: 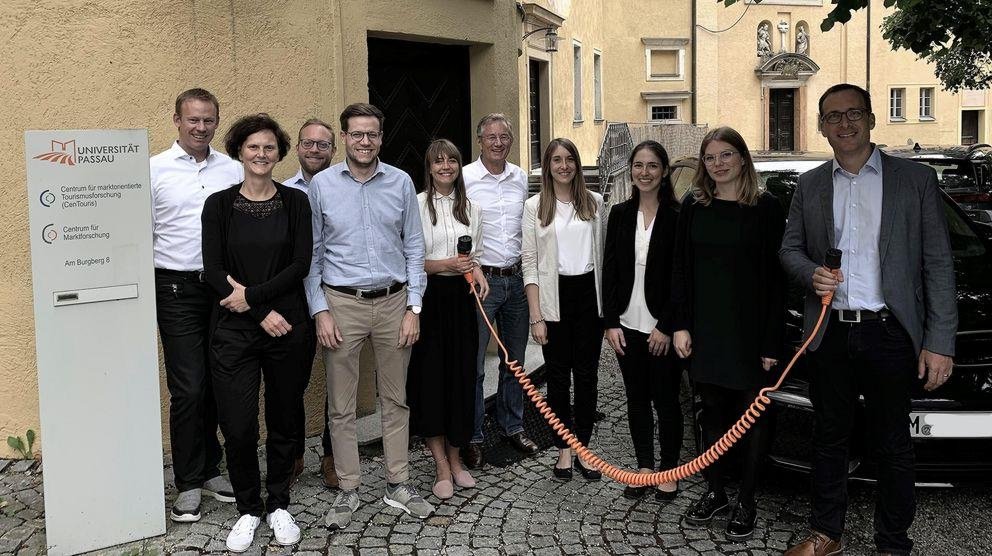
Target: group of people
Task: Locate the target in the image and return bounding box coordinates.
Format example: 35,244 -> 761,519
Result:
152,83 -> 956,556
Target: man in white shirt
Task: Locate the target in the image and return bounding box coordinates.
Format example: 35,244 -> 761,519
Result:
462,113 -> 539,468
150,88 -> 242,523
283,118 -> 338,489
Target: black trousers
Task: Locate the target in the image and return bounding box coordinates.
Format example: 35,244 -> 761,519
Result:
155,272 -> 223,492
542,273 -> 603,450
696,381 -> 770,505
291,329 -> 319,460
211,320 -> 314,516
808,315 -> 917,555
616,326 -> 683,470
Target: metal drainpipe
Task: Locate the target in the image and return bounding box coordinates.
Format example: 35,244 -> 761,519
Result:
692,0 -> 697,124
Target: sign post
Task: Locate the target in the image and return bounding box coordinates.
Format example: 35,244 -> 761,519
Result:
24,129 -> 165,555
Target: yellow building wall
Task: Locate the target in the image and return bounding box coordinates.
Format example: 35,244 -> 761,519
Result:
0,0 -> 519,458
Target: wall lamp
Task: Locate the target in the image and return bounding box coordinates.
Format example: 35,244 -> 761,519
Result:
522,27 -> 559,53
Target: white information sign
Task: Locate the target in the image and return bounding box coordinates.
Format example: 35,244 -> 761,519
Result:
24,129 -> 165,555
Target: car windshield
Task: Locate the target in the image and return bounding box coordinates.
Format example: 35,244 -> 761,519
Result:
913,160 -> 978,190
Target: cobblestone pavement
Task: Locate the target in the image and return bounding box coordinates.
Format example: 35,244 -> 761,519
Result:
1,346 -> 990,555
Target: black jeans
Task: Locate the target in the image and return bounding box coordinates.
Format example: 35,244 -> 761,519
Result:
292,328 -> 318,461
696,382 -> 770,505
616,326 -> 683,470
542,273 -> 603,450
211,320 -> 314,516
808,315 -> 917,555
155,272 -> 223,492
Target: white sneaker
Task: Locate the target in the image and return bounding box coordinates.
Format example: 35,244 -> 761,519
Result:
226,514 -> 261,553
266,508 -> 301,546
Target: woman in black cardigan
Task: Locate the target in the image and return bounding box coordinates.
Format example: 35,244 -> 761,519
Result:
670,127 -> 785,541
603,140 -> 682,501
201,114 -> 312,551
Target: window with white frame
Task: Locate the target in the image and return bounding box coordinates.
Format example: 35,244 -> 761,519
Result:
593,51 -> 603,120
920,87 -> 935,120
890,88 -> 906,121
642,38 -> 688,82
649,104 -> 679,122
573,41 -> 582,122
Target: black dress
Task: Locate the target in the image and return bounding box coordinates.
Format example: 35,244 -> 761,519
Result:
407,274 -> 478,447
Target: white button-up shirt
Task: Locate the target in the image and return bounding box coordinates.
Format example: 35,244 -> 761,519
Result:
832,147 -> 885,311
150,142 -> 243,270
463,158 -> 528,267
417,191 -> 484,276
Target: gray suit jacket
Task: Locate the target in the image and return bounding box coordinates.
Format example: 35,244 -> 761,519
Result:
779,151 -> 958,356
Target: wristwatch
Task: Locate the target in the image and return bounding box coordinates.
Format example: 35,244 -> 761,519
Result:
407,305 -> 422,315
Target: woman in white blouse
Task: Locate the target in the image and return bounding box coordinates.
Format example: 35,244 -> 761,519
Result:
407,139 -> 489,500
522,138 -> 605,481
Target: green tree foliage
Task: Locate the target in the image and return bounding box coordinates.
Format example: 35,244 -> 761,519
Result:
723,0 -> 992,92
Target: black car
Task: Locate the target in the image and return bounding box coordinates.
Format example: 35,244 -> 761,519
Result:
884,143 -> 992,225
673,157 -> 992,485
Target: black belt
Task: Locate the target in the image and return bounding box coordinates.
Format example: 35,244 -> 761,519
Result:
480,262 -> 521,277
834,308 -> 891,323
323,281 -> 405,300
155,268 -> 204,282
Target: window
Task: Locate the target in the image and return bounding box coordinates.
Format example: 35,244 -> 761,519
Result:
573,41 -> 582,122
642,38 -> 688,81
593,51 -> 603,121
890,88 -> 905,121
920,87 -> 935,120
649,105 -> 678,122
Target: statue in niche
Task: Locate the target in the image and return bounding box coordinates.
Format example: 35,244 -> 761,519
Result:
757,23 -> 771,57
796,25 -> 809,55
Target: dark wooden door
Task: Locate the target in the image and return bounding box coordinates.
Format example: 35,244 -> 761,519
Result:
769,88 -> 795,151
368,38 -> 472,191
962,111 -> 979,145
528,59 -> 542,170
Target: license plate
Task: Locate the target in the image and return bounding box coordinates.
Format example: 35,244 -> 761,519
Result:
909,412 -> 992,438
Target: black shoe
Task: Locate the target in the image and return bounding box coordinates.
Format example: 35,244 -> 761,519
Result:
552,464 -> 573,481
654,484 -> 679,501
574,457 -> 602,481
725,500 -> 757,541
462,442 -> 484,470
683,490 -> 730,526
506,432 -> 539,454
623,485 -> 649,500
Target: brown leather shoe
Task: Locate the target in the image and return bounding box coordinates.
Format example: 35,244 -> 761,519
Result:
289,456 -> 304,487
784,530 -> 844,556
506,432 -> 539,454
320,454 -> 339,489
462,442 -> 484,470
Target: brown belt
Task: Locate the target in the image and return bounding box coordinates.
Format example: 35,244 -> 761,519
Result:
480,262 -> 521,277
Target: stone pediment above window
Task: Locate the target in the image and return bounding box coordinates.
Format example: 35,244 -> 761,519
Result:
755,53 -> 819,84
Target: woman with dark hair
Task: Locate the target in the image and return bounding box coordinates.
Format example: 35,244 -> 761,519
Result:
201,113 -> 311,551
522,138 -> 605,480
407,139 -> 489,500
602,140 -> 682,500
670,126 -> 785,540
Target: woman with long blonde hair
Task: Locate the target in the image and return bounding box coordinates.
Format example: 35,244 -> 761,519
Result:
521,138 -> 605,480
670,126 -> 785,540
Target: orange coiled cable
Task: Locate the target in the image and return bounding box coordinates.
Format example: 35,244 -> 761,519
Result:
473,287 -> 834,487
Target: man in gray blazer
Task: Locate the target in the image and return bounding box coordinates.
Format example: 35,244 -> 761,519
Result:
779,84 -> 957,556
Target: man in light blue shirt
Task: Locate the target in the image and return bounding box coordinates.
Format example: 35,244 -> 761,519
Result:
284,118 -> 338,490
305,103 -> 432,529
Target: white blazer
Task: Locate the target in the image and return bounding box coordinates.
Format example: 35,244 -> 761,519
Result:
521,191 -> 605,322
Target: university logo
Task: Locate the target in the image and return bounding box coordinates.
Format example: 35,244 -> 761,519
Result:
33,140 -> 77,166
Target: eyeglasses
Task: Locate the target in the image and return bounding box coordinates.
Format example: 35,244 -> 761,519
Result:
346,130 -> 382,141
820,108 -> 868,124
702,150 -> 739,166
481,134 -> 512,144
300,139 -> 333,151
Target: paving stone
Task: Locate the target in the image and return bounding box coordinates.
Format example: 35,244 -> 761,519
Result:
7,461 -> 35,474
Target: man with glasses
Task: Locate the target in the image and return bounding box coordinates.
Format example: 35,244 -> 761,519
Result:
462,113 -> 540,470
283,118 -> 338,490
305,103 -> 432,529
151,88 -> 240,522
780,83 -> 956,556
